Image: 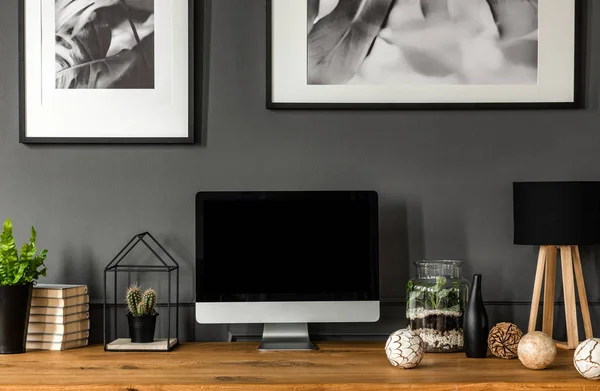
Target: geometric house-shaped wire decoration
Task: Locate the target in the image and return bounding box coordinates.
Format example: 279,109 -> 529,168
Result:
103,232 -> 179,352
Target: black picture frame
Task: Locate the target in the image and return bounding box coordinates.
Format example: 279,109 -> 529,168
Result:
19,0 -> 202,144
266,0 -> 585,110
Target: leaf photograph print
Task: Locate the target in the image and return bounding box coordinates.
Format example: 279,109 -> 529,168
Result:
307,0 -> 539,86
55,0 -> 155,89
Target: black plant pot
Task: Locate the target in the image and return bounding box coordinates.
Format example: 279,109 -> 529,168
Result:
0,284 -> 33,354
127,313 -> 158,343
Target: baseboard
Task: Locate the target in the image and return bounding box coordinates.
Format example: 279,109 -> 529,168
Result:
89,300 -> 600,307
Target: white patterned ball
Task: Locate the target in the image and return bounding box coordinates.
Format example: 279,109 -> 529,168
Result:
385,329 -> 425,369
574,338 -> 600,380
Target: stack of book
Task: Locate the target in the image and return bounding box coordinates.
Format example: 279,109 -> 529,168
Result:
27,284 -> 90,351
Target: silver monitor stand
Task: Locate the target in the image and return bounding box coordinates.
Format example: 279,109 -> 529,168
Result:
258,323 -> 318,351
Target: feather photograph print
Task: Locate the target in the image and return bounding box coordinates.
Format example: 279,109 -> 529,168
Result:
55,0 -> 155,89
307,0 -> 539,86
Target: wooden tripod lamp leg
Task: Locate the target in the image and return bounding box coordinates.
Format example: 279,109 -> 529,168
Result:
528,246 -> 547,334
573,246 -> 593,340
542,246 -> 557,336
560,246 -> 579,349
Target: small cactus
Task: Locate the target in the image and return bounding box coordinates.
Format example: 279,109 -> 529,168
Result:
125,284 -> 142,316
137,302 -> 147,315
142,288 -> 157,315
126,284 -> 158,317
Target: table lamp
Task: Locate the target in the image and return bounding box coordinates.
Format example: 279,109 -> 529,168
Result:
514,181 -> 600,349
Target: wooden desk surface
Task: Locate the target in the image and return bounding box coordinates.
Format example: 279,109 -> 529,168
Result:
0,342 -> 596,390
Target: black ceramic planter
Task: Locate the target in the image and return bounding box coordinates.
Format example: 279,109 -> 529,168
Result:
0,284 -> 33,354
127,314 -> 158,343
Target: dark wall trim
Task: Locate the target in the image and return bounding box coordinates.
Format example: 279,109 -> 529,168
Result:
89,300 -> 600,307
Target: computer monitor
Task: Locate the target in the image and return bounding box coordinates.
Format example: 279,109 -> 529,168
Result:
195,191 -> 380,350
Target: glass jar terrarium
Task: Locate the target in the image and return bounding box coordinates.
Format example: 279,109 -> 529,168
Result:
406,260 -> 469,353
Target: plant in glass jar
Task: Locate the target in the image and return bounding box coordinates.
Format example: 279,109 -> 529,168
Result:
406,260 -> 469,353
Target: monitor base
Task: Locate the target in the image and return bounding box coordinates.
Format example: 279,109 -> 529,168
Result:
258,323 -> 318,351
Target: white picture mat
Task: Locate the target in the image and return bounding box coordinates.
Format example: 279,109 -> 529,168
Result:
24,0 -> 190,139
270,0 -> 577,104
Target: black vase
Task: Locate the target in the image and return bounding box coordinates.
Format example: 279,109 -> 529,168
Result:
464,274 -> 488,358
0,284 -> 33,354
128,314 -> 158,343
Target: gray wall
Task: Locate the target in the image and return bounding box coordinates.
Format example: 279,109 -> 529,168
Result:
1,0 -> 600,344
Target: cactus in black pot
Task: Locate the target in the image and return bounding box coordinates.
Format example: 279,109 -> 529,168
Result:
126,284 -> 158,343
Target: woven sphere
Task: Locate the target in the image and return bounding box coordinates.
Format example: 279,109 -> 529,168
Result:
487,322 -> 523,359
574,338 -> 600,380
518,331 -> 557,370
385,329 -> 425,369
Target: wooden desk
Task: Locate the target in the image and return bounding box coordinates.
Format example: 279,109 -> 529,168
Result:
0,342 -> 596,390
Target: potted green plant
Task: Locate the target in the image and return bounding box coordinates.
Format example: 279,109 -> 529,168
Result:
126,284 -> 158,343
0,219 -> 47,354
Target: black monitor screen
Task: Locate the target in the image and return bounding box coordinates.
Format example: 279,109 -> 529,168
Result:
196,191 -> 379,302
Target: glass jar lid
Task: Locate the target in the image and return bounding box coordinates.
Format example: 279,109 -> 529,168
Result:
415,260 -> 463,279
414,260 -> 463,266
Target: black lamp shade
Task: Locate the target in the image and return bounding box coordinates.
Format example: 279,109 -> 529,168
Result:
513,182 -> 600,245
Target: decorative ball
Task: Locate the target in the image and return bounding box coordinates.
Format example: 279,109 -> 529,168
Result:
574,338 -> 600,380
385,329 -> 425,369
487,322 -> 523,359
517,331 -> 557,370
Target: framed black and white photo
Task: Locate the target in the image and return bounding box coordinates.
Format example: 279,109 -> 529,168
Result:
20,0 -> 199,144
267,0 -> 583,109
